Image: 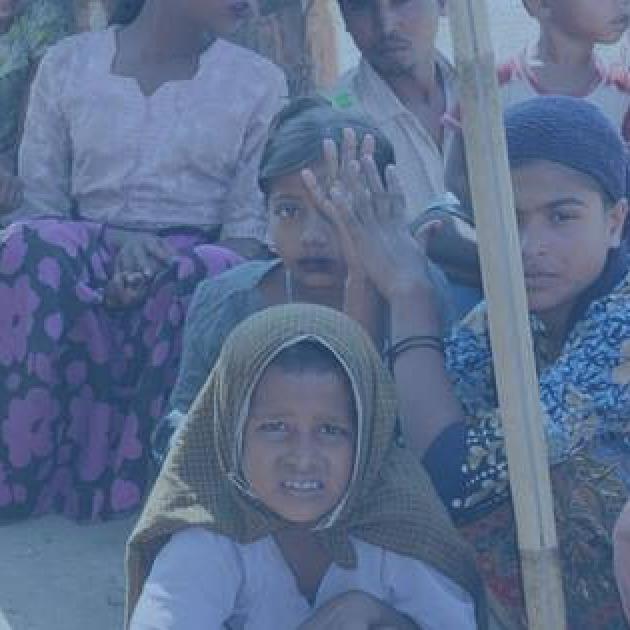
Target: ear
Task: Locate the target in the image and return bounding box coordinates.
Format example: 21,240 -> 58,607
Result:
608,198 -> 628,248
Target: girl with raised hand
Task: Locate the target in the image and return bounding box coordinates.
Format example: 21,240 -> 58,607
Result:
150,97 -> 454,464
127,304 -> 485,629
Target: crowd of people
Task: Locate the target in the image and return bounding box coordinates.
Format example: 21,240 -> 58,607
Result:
1,0 -> 630,628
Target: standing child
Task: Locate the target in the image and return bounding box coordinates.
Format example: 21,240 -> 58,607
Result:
126,304 -> 486,629
499,0 -> 630,138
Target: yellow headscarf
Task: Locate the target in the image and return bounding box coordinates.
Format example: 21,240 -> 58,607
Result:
126,303 -> 488,627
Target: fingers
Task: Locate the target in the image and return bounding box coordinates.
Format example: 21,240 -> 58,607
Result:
104,272 -> 149,308
340,127 -> 358,180
323,138 -> 338,190
145,238 -> 174,266
384,165 -> 406,221
114,235 -> 172,277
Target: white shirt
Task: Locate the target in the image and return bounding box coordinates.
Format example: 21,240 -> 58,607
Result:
16,29 -> 288,239
130,527 -> 477,630
328,55 -> 458,223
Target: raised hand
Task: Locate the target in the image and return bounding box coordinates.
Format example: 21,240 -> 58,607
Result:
301,128 -> 438,303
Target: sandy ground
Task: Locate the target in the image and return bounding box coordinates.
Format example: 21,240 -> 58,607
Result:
0,514 -> 137,630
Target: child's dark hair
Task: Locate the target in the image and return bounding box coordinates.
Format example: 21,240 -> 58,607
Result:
108,0 -> 145,25
269,340 -> 357,420
259,96 -> 396,195
270,340 -> 347,377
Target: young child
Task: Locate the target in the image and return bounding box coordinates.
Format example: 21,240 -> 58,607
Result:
149,97 -> 456,465
615,501 -> 630,623
499,0 -> 630,138
126,304 -> 485,629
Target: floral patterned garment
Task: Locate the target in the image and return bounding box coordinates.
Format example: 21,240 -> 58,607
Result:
0,0 -> 72,166
444,271 -> 630,517
441,270 -> 630,629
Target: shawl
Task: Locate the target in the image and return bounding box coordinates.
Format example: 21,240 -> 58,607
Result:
126,303 -> 488,627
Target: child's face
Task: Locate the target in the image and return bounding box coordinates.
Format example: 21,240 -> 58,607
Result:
512,160 -> 627,329
339,0 -> 441,77
544,0 -> 629,45
268,164 -> 347,293
242,365 -> 356,524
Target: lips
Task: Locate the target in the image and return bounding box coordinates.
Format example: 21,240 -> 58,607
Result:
297,257 -> 336,273
524,272 -> 557,288
282,480 -> 324,494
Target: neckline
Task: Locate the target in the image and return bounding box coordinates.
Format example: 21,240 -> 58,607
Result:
267,534 -> 334,610
517,47 -> 606,98
107,26 -> 219,98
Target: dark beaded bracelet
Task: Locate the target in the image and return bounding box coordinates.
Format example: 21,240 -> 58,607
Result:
385,335 -> 444,370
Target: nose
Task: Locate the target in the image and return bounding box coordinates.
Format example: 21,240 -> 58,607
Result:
284,433 -> 320,473
300,210 -> 329,248
374,0 -> 398,36
519,221 -> 548,261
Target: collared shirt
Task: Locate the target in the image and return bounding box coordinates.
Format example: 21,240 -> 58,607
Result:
130,528 -> 476,630
498,49 -> 630,140
16,28 -> 288,239
327,54 -> 458,223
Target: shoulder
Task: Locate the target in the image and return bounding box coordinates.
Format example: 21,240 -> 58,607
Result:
325,65 -> 363,112
191,260 -> 276,305
161,527 -> 240,563
36,28 -> 102,68
496,56 -> 523,87
185,261 -> 274,333
601,63 -> 630,95
213,38 -> 287,93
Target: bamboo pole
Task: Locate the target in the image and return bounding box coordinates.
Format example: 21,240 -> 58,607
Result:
447,2 -> 567,628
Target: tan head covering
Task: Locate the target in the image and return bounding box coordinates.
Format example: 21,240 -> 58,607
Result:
126,303 -> 488,627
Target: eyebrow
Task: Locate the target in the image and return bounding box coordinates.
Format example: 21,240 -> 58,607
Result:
269,194 -> 302,203
545,197 -> 588,210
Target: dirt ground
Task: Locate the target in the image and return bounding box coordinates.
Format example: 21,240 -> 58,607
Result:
0,514 -> 137,630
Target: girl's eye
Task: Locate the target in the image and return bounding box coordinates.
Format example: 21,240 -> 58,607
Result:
320,423 -> 351,438
258,420 -> 288,433
273,205 -> 300,220
550,210 -> 574,225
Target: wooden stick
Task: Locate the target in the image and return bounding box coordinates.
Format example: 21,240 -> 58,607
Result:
446,2 -> 567,628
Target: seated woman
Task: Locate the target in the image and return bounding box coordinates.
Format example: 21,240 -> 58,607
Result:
614,501 -> 630,623
126,304 -> 486,629
310,95 -> 630,628
0,0 -> 287,522
149,97 -> 453,462
0,0 -> 71,211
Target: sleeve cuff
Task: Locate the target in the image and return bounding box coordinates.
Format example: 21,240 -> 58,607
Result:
423,422 -> 469,509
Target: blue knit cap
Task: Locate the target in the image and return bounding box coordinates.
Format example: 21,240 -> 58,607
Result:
505,96 -> 627,202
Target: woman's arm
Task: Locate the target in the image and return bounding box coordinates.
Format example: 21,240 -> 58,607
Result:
219,69 -> 288,246
18,40 -> 74,218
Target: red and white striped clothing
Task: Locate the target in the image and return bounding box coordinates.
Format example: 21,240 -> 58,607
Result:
498,50 -> 630,141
